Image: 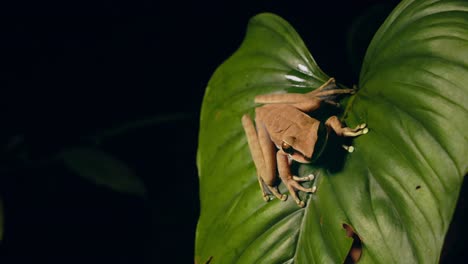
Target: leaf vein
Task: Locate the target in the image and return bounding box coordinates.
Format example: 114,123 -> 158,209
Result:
364,123 -> 440,248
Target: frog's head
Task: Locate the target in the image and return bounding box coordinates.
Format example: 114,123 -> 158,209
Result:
281,122 -> 330,163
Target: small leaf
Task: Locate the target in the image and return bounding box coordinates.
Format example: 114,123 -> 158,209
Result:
61,147 -> 146,196
91,113 -> 194,145
346,3 -> 395,76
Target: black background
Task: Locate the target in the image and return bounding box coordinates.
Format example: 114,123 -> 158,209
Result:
0,0 -> 466,263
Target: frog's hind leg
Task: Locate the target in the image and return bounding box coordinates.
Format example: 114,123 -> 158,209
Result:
241,114 -> 287,202
276,152 -> 316,207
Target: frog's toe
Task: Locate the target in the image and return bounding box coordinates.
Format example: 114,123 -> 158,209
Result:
266,185 -> 287,202
311,186 -> 317,193
280,194 -> 288,201
342,145 -> 354,153
283,179 -> 316,207
293,174 -> 315,182
291,181 -> 315,194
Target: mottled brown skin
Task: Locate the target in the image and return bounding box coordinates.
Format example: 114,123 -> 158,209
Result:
242,78 -> 368,207
255,104 -> 320,163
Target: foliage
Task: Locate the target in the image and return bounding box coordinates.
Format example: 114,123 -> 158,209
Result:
196,0 -> 468,263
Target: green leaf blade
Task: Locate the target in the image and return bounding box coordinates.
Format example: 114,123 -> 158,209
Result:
197,1 -> 468,263
353,0 -> 468,262
196,13 -> 348,264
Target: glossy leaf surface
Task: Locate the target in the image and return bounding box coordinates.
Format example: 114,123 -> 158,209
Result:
196,1 -> 468,263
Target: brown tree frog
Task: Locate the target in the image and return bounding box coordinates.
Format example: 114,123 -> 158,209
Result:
242,78 -> 368,207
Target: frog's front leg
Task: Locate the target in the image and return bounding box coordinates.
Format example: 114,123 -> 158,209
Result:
277,151 -> 316,207
325,116 -> 368,137
242,114 -> 287,202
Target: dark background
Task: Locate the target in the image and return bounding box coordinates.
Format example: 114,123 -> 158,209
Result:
0,0 -> 466,263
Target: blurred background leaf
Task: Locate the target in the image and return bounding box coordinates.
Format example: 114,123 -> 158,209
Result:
60,147 -> 146,197
346,2 -> 395,77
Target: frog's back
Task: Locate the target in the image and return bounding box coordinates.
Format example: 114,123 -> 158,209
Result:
255,104 -> 319,147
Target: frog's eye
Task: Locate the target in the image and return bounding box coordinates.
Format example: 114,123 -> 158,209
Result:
281,142 -> 295,155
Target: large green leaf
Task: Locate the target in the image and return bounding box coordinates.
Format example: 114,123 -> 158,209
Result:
196,1 -> 468,263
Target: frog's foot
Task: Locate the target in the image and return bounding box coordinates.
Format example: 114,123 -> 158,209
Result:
285,174 -> 316,207
258,178 -> 287,202
266,185 -> 288,201
353,123 -> 368,133
326,116 -> 369,137
341,123 -> 368,137
293,174 -> 315,182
